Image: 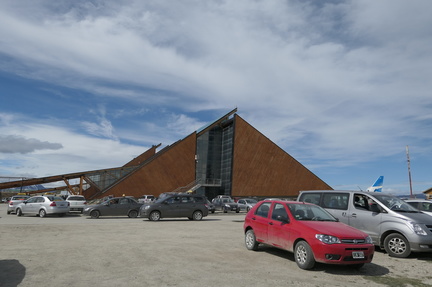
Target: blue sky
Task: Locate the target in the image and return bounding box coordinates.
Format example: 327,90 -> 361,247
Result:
0,0 -> 431,195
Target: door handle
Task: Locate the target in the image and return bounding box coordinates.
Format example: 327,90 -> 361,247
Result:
351,213 -> 357,218
269,222 -> 273,225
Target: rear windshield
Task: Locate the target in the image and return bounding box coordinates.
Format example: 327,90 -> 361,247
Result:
68,196 -> 86,201
47,196 -> 65,202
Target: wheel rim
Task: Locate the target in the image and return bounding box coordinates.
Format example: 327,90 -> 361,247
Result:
129,211 -> 138,218
194,212 -> 202,220
151,212 -> 160,221
296,245 -> 308,264
388,237 -> 407,254
245,231 -> 254,248
39,210 -> 45,217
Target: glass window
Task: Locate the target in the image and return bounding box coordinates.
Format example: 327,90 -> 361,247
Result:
322,193 -> 349,210
255,202 -> 271,218
272,203 -> 288,221
300,193 -> 321,205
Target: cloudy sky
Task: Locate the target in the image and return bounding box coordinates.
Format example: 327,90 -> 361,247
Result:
1,0 -> 431,195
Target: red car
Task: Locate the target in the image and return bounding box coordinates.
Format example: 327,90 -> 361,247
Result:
243,200 -> 374,270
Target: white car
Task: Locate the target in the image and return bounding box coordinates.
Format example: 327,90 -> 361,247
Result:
66,195 -> 87,213
16,195 -> 70,217
405,199 -> 432,216
7,195 -> 30,214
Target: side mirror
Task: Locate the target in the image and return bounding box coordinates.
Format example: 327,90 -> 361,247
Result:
370,203 -> 381,213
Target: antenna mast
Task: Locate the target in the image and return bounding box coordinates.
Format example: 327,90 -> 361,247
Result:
406,145 -> 414,198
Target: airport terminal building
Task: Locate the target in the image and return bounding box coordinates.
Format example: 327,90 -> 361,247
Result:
0,109 -> 332,200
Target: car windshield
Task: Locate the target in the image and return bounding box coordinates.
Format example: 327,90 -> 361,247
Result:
373,194 -> 420,212
222,198 -> 234,203
12,196 -> 29,200
287,203 -> 337,221
245,199 -> 257,204
68,196 -> 85,201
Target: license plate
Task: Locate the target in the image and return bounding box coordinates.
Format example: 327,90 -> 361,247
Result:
352,251 -> 364,259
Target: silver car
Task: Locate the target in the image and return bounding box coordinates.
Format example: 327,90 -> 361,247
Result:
16,195 -> 70,217
237,198 -> 258,212
66,195 -> 87,213
7,195 -> 30,214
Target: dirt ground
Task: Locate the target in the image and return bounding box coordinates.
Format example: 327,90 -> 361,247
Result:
1,204 -> 432,287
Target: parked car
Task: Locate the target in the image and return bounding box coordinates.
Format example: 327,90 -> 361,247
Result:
243,200 -> 374,270
15,195 -> 70,217
237,198 -> 258,212
140,194 -> 209,221
7,195 -> 30,214
212,197 -> 240,213
298,190 -> 432,258
66,195 -> 87,213
137,195 -> 155,204
83,197 -> 143,219
405,199 -> 432,216
206,199 -> 215,213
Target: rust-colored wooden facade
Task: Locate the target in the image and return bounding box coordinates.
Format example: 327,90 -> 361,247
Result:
86,133 -> 197,199
231,115 -> 332,198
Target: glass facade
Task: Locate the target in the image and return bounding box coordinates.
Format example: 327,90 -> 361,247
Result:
86,166 -> 137,192
196,119 -> 234,199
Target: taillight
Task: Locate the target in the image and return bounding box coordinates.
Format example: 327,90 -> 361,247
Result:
10,202 -> 13,206
84,202 -> 87,205
50,202 -> 57,207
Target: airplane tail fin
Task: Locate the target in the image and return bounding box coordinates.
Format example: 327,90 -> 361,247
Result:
366,176 -> 384,192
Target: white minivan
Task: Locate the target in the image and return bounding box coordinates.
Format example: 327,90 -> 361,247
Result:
298,190 -> 432,258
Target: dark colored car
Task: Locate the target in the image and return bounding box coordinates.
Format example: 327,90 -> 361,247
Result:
243,200 -> 374,270
212,197 -> 240,213
83,197 -> 143,219
139,194 -> 209,221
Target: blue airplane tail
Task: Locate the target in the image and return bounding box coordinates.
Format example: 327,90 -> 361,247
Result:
367,176 -> 384,192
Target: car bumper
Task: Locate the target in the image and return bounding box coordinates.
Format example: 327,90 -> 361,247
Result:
313,243 -> 375,265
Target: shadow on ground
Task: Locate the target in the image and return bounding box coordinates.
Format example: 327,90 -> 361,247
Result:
0,259 -> 26,287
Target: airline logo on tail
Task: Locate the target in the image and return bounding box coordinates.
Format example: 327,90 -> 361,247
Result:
366,176 -> 384,192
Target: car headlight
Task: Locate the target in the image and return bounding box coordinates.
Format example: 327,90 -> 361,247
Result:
144,205 -> 150,210
315,234 -> 341,244
224,204 -> 230,208
365,235 -> 373,244
406,221 -> 427,235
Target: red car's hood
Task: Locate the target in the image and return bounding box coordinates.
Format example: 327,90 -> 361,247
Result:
300,221 -> 368,238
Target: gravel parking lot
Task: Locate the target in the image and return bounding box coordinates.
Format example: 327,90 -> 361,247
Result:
1,204 -> 432,287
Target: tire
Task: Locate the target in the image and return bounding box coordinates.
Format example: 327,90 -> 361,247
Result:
128,210 -> 138,218
245,229 -> 259,251
294,241 -> 316,270
149,211 -> 161,221
7,210 -> 11,214
236,210 -> 240,213
192,210 -> 203,221
16,208 -> 23,217
384,233 -> 411,258
90,210 -> 100,219
246,207 -> 250,212
39,209 -> 46,218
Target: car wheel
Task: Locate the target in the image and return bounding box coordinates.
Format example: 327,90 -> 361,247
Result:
16,208 -> 23,217
39,209 -> 46,218
149,211 -> 161,221
384,233 -> 411,258
192,210 -> 203,221
294,241 -> 316,270
128,210 -> 138,218
7,210 -> 11,214
236,209 -> 240,213
90,210 -> 100,219
245,229 -> 259,251
246,207 -> 250,212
